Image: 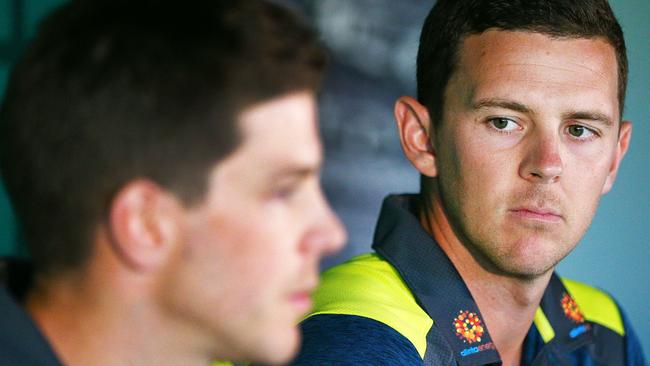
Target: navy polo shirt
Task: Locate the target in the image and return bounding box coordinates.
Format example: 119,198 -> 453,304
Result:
291,194 -> 647,365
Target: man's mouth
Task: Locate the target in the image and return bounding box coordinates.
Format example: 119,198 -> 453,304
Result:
289,290 -> 314,314
509,207 -> 563,223
289,277 -> 318,314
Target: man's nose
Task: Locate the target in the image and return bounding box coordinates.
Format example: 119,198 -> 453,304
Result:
305,189 -> 347,258
518,132 -> 563,184
322,210 -> 347,257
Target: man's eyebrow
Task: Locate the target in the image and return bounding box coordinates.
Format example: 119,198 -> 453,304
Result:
473,99 -> 615,127
472,98 -> 533,114
270,163 -> 322,180
563,110 -> 614,127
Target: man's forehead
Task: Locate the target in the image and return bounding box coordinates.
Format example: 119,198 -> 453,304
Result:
450,30 -> 620,116
458,30 -> 618,73
235,91 -> 322,168
238,91 -> 316,134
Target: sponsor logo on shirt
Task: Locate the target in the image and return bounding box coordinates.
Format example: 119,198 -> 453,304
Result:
453,310 -> 485,344
561,292 -> 585,323
460,341 -> 495,357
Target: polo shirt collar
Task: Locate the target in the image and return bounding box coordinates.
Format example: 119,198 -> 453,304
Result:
0,259 -> 62,366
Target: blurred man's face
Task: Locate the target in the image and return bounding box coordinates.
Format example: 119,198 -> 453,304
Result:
432,30 -> 630,279
162,91 -> 346,364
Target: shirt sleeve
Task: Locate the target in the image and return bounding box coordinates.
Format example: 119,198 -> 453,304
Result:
622,309 -> 648,366
289,314 -> 424,366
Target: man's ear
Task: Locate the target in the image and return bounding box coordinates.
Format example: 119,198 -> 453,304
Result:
602,120 -> 632,194
108,180 -> 184,272
394,96 -> 437,177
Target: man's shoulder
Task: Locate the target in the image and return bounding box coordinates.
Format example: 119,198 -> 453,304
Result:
297,253 -> 432,362
560,277 -> 624,336
558,277 -> 647,365
0,258 -> 62,366
311,253 -> 426,318
0,286 -> 62,366
293,314 -> 424,365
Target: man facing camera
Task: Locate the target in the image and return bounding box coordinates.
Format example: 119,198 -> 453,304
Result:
293,0 -> 646,365
0,0 -> 345,365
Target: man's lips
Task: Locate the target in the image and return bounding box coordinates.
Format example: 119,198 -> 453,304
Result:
289,289 -> 314,314
509,207 -> 563,223
289,279 -> 318,314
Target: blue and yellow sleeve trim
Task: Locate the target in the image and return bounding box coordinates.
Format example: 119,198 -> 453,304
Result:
307,253 -> 432,359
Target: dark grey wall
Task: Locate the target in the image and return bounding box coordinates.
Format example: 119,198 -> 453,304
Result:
282,0 -> 430,267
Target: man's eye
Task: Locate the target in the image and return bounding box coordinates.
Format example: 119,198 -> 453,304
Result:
567,125 -> 595,139
273,185 -> 298,200
488,117 -> 519,132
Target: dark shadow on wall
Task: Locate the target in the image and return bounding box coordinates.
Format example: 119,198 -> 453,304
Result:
0,0 -> 27,63
284,0 -> 431,268
0,0 -> 28,256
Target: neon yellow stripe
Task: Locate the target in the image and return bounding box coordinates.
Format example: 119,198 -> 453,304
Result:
561,278 -> 624,336
307,254 -> 433,359
533,307 -> 556,343
212,362 -> 234,366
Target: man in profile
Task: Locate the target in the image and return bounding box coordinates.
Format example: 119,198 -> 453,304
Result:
293,0 -> 646,365
0,0 -> 345,365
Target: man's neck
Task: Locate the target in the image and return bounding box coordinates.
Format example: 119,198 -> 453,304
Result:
421,197 -> 553,366
24,264 -> 216,366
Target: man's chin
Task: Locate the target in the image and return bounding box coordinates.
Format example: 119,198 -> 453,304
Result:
251,325 -> 301,365
490,236 -> 571,278
488,255 -> 559,281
